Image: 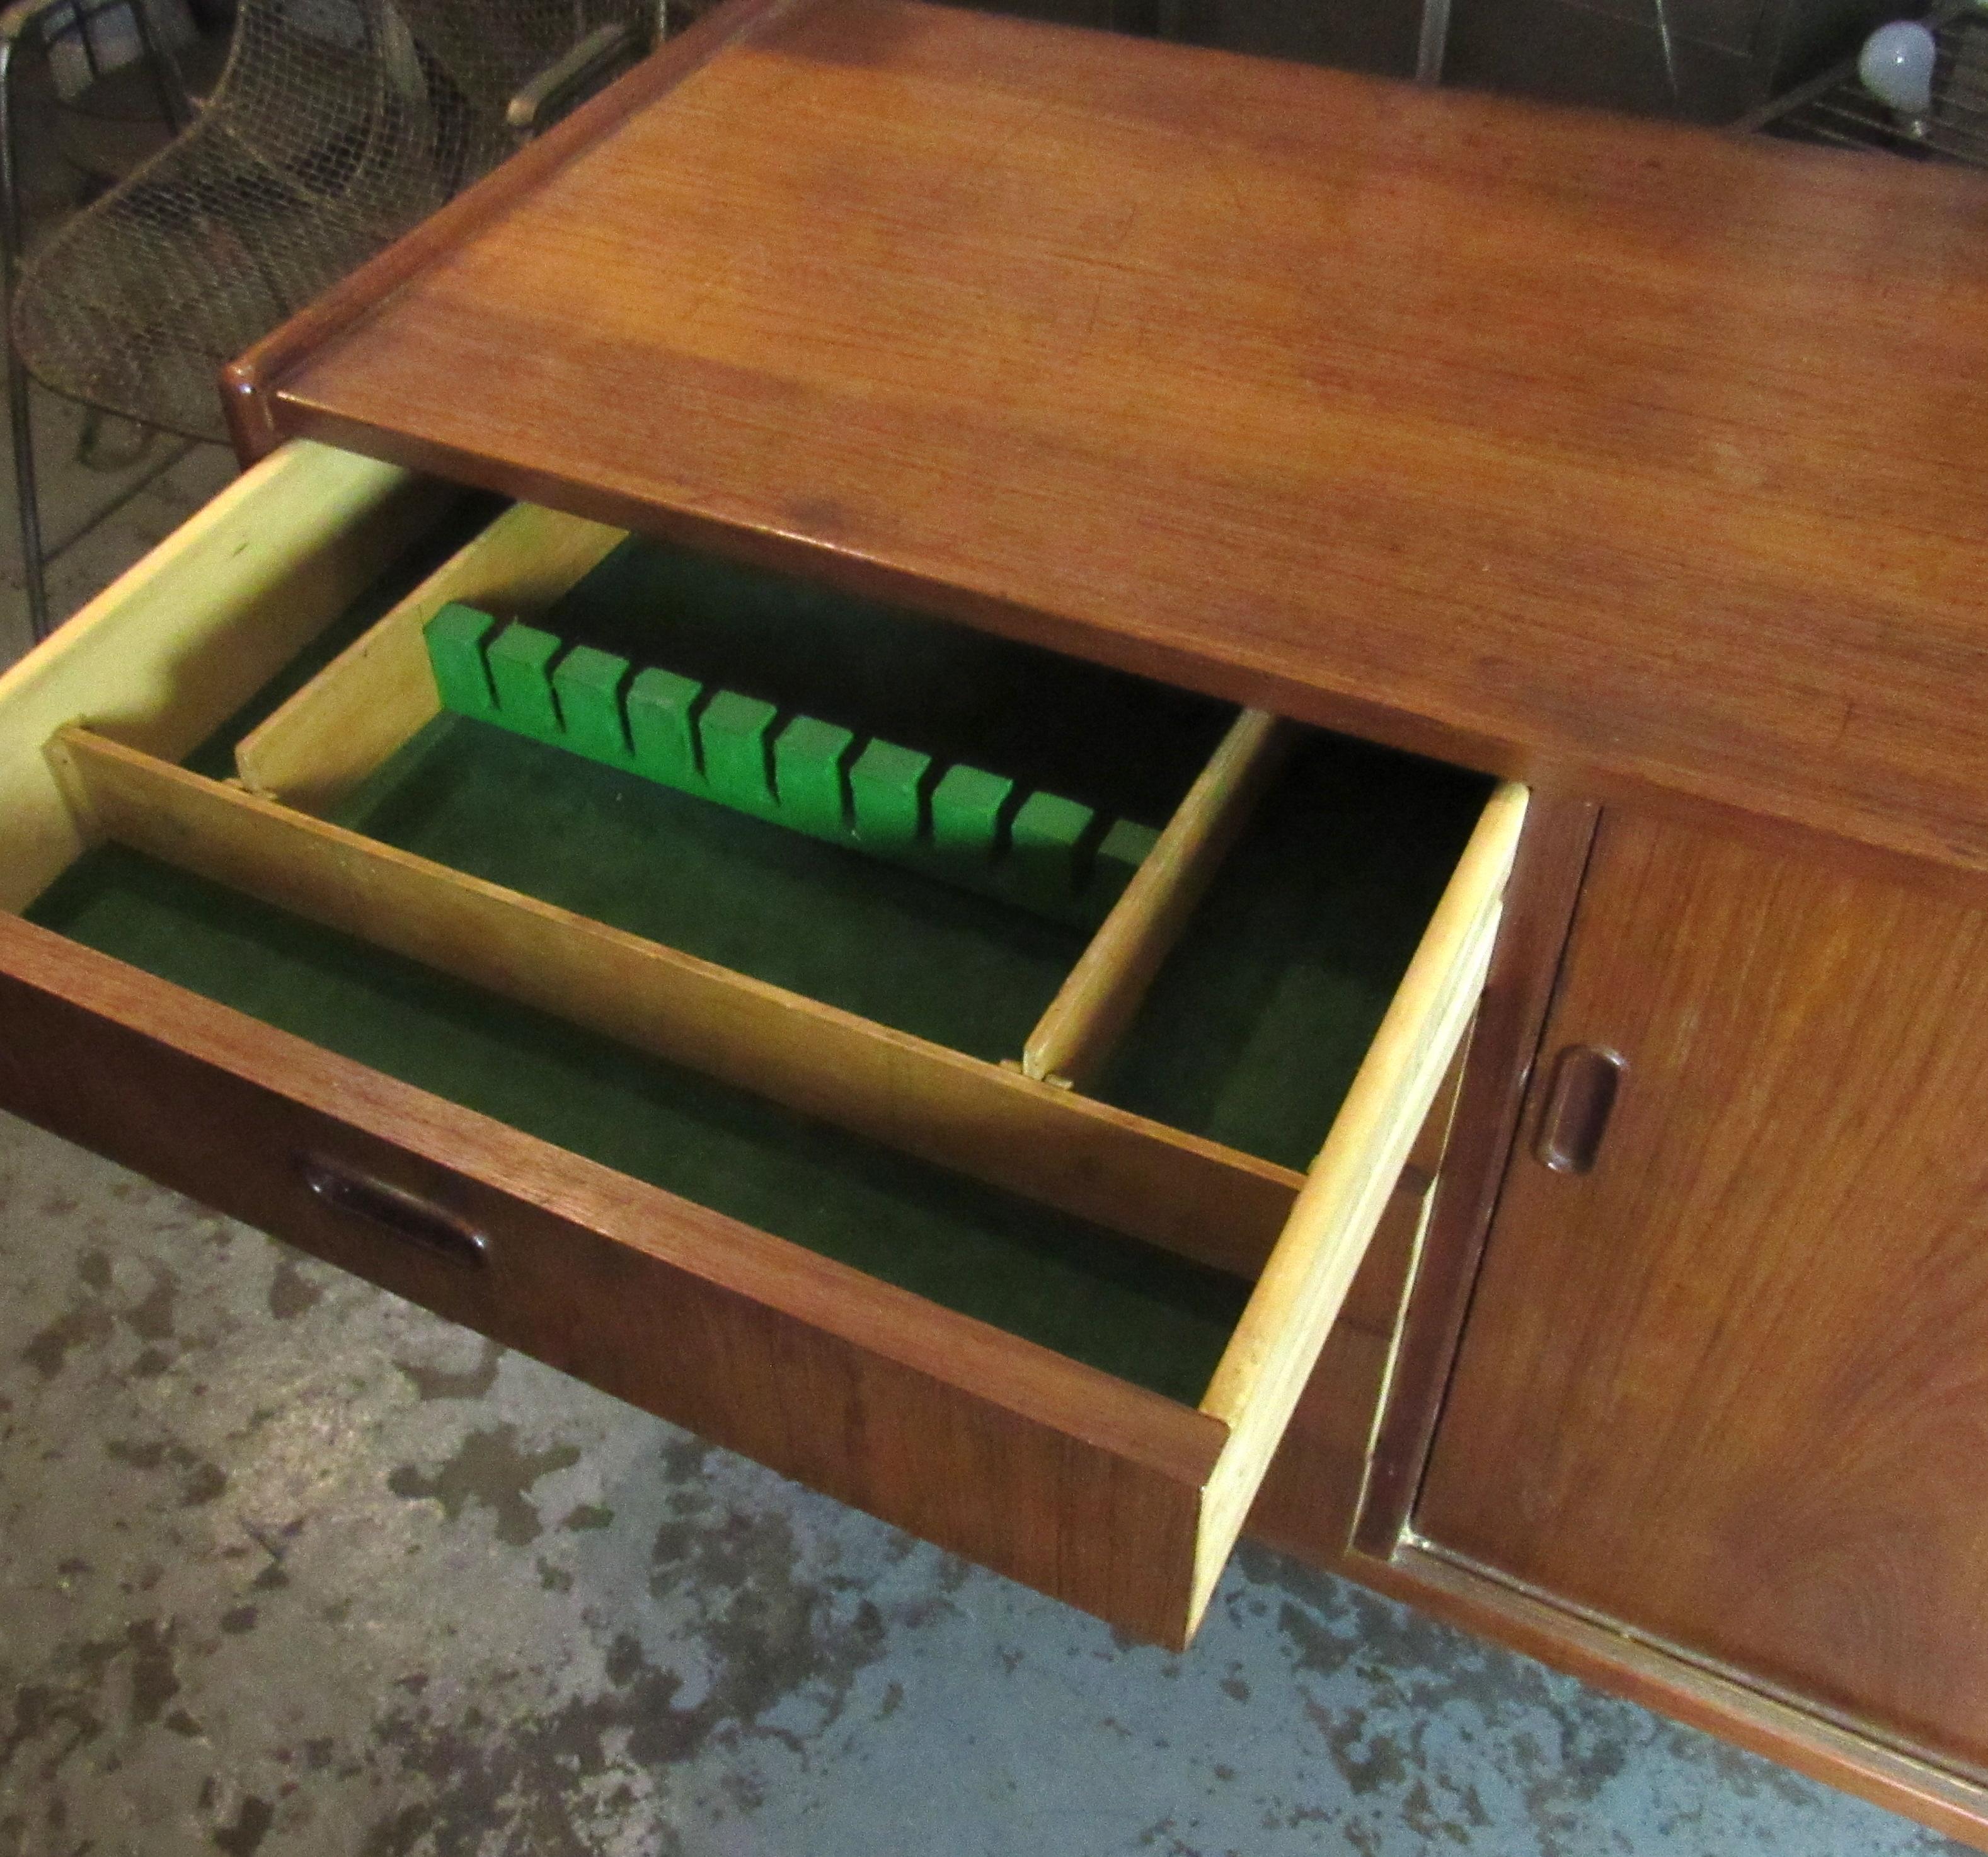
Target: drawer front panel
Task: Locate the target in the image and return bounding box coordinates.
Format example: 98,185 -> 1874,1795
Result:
0,914 -> 1225,1646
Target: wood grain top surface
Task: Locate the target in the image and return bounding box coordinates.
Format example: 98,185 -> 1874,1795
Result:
243,0 -> 1988,880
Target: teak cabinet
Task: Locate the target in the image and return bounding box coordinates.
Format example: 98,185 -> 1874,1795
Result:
5,0 -> 1988,1844
1418,810 -> 1988,1784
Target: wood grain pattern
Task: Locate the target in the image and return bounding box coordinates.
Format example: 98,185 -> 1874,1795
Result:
0,441 -> 442,913
1023,709 -> 1291,1086
0,909 -> 1226,1647
1188,780 -> 1526,1631
240,0 -> 1988,887
57,728 -> 1304,1280
236,502 -> 625,814
1417,808 -> 1988,1776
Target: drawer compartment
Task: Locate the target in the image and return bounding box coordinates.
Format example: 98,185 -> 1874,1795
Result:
0,440 -> 1524,1647
0,934 -> 1223,1641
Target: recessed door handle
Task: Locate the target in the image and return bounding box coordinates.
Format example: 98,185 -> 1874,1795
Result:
1533,1044 -> 1624,1176
297,1155 -> 488,1268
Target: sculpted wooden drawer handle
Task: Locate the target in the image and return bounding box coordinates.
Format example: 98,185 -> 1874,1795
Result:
1532,1045 -> 1625,1176
297,1156 -> 489,1268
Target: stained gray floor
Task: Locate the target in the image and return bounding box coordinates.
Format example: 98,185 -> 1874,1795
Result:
0,1109 -> 1973,1857
0,105 -> 1975,1857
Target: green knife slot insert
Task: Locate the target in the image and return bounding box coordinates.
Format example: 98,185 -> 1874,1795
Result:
423,602 -> 1160,924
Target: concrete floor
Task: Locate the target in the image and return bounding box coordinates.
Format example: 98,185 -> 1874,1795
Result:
0,1105 -> 1975,1857
0,96 -> 1976,1857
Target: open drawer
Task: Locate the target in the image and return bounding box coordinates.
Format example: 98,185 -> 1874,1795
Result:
0,440 -> 1525,1648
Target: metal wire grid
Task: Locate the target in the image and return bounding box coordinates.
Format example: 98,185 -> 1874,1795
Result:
12,0 -> 653,442
1747,0 -> 1988,166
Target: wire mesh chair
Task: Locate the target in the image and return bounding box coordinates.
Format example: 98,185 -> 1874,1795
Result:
3,0 -> 658,640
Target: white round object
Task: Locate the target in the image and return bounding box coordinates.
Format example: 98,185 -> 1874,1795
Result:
1859,20 -> 1937,116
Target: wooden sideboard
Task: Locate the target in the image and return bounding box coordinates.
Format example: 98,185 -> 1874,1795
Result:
4,0 -> 1987,1843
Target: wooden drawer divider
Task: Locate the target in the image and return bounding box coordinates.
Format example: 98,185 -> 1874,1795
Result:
234,499 -> 627,816
52,726 -> 1302,1281
1021,706 -> 1295,1088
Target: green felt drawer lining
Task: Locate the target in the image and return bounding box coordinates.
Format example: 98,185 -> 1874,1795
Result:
22,510 -> 1491,1405
27,846 -> 1243,1405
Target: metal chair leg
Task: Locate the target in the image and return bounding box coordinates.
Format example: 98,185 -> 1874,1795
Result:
4,318 -> 49,645
1,0 -> 193,647
0,11 -> 53,644
127,0 -> 194,132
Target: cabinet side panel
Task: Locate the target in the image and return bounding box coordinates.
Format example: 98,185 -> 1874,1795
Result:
1246,1166 -> 1435,1560
1353,794 -> 1597,1554
1417,808 -> 1988,1775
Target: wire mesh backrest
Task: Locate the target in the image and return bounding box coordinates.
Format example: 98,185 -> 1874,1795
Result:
14,0 -> 653,440
221,0 -> 639,203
